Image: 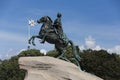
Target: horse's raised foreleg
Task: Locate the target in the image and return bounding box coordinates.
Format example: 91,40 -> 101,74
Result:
32,36 -> 36,46
28,36 -> 33,44
29,35 -> 40,46
28,36 -> 35,46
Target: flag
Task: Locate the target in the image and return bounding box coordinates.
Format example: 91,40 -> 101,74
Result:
28,19 -> 35,26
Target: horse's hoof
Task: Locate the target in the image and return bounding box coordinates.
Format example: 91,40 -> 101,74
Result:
57,56 -> 61,59
33,42 -> 36,46
33,43 -> 36,46
39,40 -> 45,44
28,41 -> 31,44
32,42 -> 36,46
40,41 -> 45,44
28,40 -> 31,44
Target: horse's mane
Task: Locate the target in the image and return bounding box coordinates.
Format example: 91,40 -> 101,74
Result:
47,16 -> 53,23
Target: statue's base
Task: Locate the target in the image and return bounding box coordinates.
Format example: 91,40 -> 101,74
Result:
19,56 -> 103,80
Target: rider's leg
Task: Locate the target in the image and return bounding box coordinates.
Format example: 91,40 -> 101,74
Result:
40,33 -> 47,43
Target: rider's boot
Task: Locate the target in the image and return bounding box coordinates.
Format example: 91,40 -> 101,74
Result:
40,39 -> 45,43
40,34 -> 47,43
40,37 -> 45,43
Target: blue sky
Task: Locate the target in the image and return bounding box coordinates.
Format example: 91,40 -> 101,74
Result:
0,0 -> 120,59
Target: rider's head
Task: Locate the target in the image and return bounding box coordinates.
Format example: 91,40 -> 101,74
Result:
57,12 -> 62,18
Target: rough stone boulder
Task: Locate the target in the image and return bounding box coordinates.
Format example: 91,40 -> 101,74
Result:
19,56 -> 103,80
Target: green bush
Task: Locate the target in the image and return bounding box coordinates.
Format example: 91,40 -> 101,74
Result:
0,48 -> 120,80
0,56 -> 26,80
46,50 -> 58,57
47,48 -> 120,80
80,49 -> 120,80
18,49 -> 44,57
0,49 -> 44,80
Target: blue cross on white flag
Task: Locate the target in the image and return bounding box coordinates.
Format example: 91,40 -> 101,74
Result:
28,19 -> 35,26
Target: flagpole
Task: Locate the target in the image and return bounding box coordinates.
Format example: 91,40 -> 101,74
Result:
27,19 -> 35,50
27,23 -> 30,50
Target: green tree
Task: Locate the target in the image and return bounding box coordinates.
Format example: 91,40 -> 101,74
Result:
18,49 -> 44,57
0,59 -> 2,64
0,49 -> 44,80
46,50 -> 58,57
0,57 -> 26,80
0,48 -> 120,80
80,49 -> 120,80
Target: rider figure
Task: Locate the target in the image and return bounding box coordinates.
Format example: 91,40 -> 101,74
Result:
40,13 -> 65,44
53,12 -> 64,39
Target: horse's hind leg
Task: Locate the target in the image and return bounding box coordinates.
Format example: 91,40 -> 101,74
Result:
55,45 -> 70,62
57,49 -> 66,59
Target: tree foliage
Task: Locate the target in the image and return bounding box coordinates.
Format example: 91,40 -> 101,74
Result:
0,56 -> 26,80
47,48 -> 120,80
0,49 -> 44,80
0,59 -> 2,64
18,49 -> 44,57
46,50 -> 58,57
0,48 -> 120,80
80,49 -> 120,80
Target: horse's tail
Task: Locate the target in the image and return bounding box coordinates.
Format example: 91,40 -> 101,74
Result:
68,40 -> 81,62
68,40 -> 81,70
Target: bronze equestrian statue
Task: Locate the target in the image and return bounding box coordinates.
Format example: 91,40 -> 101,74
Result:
29,13 -> 81,69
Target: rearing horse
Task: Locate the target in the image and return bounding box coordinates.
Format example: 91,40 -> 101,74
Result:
29,16 -> 81,69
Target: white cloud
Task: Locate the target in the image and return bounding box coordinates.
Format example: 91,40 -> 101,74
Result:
79,45 -> 85,50
1,49 -> 18,59
93,45 -> 102,50
0,31 -> 27,60
85,36 -> 96,49
40,49 -> 47,55
79,36 -> 120,54
17,49 -> 26,54
79,36 -> 102,50
1,49 -> 26,60
107,45 -> 120,54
